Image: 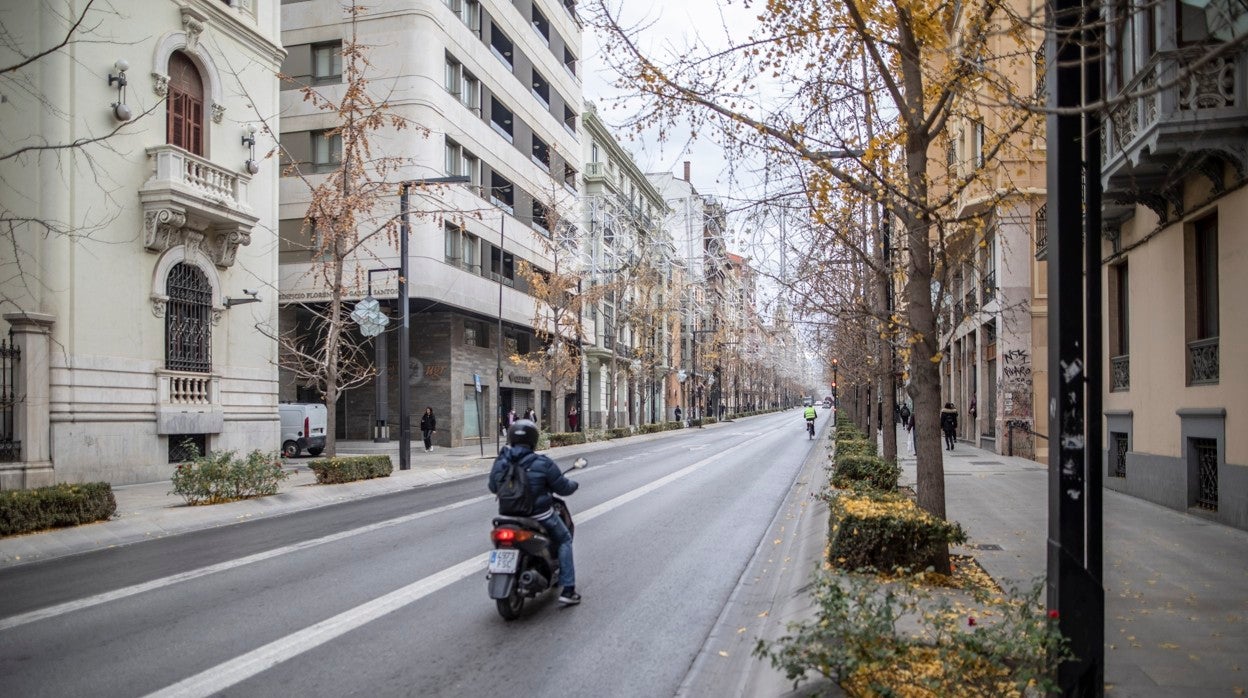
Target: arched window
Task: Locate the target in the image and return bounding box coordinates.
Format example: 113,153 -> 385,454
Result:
166,262 -> 212,372
167,51 -> 204,156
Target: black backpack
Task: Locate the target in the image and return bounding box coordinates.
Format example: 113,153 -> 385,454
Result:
496,452 -> 539,516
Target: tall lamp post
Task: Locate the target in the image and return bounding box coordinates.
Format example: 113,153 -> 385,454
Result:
397,175 -> 469,471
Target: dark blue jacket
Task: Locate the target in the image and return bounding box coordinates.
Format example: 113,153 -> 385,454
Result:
488,445 -> 578,515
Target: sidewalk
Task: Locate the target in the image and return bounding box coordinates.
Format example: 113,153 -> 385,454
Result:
893,427 -> 1248,697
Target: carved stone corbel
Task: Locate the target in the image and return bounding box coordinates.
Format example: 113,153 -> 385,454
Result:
211,308 -> 224,326
209,226 -> 251,268
144,208 -> 187,252
151,293 -> 170,318
182,229 -> 205,260
211,103 -> 225,123
151,72 -> 170,97
181,7 -> 206,51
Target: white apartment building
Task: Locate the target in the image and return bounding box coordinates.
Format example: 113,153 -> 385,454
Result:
581,104 -> 672,429
0,0 -> 284,487
277,0 -> 583,445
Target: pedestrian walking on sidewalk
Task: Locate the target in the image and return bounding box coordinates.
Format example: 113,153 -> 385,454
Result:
940,402 -> 958,450
420,407 -> 437,452
906,409 -> 916,454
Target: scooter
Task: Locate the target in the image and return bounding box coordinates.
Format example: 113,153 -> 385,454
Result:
486,457 -> 586,620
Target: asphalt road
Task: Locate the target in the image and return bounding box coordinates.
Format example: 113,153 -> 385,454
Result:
0,411 -> 824,697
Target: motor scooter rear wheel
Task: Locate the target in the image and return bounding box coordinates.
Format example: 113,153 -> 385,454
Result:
496,590 -> 525,620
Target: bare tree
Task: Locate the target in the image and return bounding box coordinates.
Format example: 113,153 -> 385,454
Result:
275,6 -> 425,456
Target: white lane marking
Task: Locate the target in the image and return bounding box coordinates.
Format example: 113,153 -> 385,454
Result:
145,433 -> 770,698
0,494 -> 494,633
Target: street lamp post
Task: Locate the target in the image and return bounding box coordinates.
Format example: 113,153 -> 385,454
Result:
397,175 -> 469,471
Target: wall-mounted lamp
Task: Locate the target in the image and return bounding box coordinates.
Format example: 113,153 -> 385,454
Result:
242,123 -> 260,174
108,58 -> 131,121
223,289 -> 261,308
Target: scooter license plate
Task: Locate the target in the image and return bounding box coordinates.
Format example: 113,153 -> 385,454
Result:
488,549 -> 519,574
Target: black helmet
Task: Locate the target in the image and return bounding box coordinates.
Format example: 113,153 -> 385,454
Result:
507,419 -> 539,449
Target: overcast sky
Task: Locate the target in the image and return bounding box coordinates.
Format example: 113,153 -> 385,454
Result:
580,0 -> 761,197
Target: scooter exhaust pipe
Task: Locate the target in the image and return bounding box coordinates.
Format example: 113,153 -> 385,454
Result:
519,569 -> 548,592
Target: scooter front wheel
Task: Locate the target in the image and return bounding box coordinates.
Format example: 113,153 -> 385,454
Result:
496,591 -> 525,620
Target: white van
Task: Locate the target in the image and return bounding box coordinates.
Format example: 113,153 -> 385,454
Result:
278,403 -> 327,458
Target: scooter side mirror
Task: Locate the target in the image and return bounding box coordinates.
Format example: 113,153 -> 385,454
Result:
571,457 -> 588,470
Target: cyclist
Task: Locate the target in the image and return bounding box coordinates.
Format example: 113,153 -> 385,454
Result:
803,403 -> 818,438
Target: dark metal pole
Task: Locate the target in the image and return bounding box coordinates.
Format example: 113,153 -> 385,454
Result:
496,212 -> 505,455
374,327 -> 388,442
1046,0 -> 1104,690
398,183 -> 412,471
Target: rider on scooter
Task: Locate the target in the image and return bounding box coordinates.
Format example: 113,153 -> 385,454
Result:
488,419 -> 581,605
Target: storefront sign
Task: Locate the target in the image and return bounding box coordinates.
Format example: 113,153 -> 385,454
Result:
508,373 -> 532,384
424,364 -> 447,380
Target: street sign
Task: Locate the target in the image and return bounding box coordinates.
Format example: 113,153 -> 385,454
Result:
350,296 -> 390,337
474,373 -> 482,393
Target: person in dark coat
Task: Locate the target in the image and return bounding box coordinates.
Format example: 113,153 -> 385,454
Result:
420,407 -> 437,452
488,419 -> 581,605
940,402 -> 959,450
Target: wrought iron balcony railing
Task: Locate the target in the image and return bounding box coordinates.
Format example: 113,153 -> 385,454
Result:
1110,354 -> 1130,392
1187,337 -> 1219,385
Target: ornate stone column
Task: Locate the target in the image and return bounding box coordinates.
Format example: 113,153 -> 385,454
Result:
1,313 -> 55,489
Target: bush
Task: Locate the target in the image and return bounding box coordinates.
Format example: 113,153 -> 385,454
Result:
638,423 -> 663,434
827,492 -> 966,573
755,573 -> 1069,697
547,431 -> 587,448
835,438 -> 877,458
606,426 -> 632,439
0,482 -> 117,536
171,448 -> 291,505
833,454 -> 900,491
308,455 -> 393,484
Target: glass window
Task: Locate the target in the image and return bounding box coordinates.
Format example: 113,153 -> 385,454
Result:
464,319 -> 489,348
166,51 -> 204,156
165,262 -> 212,373
313,41 -> 342,83
312,131 -> 342,172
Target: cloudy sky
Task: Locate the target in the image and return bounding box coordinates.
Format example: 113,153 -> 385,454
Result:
580,0 -> 762,197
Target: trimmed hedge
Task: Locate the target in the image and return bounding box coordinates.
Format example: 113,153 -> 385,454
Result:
172,449 -> 291,505
835,439 -> 877,458
547,432 -> 588,448
832,454 -> 901,491
606,427 -> 633,439
308,455 -> 393,484
0,482 -> 117,536
828,492 -> 966,572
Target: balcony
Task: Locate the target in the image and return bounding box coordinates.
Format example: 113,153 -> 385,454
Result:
1187,337 -> 1219,385
1103,45 -> 1248,221
1110,354 -> 1130,392
155,369 -> 223,435
139,145 -> 258,267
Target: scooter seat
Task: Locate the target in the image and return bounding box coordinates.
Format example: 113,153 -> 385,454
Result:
492,515 -> 546,532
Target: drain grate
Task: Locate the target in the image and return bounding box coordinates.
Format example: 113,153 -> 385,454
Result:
966,543 -> 1003,551
970,460 -> 1005,466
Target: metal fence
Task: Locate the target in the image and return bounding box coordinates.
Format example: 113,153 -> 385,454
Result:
1,336 -> 19,462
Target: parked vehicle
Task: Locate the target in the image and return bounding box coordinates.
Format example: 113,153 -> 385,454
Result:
278,402 -> 327,458
487,457 -> 586,620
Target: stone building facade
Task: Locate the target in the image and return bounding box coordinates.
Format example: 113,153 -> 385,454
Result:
0,0 -> 284,486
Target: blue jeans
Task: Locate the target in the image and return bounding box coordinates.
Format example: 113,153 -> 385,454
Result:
540,513 -> 575,589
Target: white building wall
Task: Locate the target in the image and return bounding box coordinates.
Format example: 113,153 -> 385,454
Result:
0,1 -> 284,486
